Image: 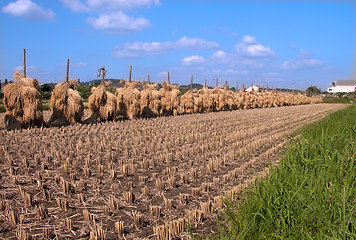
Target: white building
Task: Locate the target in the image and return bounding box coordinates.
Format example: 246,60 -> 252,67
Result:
327,80 -> 356,93
246,84 -> 265,92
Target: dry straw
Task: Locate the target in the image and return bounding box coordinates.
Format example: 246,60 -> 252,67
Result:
3,72 -> 43,129
48,79 -> 84,125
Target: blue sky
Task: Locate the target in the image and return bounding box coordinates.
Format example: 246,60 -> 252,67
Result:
0,0 -> 355,90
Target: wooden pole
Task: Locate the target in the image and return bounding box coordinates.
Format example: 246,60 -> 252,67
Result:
23,49 -> 26,77
66,59 -> 69,82
190,75 -> 193,90
225,81 -> 228,89
168,72 -> 170,84
216,77 -> 218,87
204,79 -> 207,88
236,80 -> 238,92
148,74 -> 150,83
101,66 -> 105,84
129,65 -> 132,82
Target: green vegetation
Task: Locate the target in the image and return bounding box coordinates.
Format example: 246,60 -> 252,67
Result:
214,104 -> 356,239
77,84 -> 94,100
323,97 -> 355,104
0,98 -> 4,113
306,85 -> 321,96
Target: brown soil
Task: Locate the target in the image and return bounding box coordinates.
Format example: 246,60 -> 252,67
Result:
0,104 -> 346,239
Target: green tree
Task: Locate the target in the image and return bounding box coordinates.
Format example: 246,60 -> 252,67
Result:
306,86 -> 321,96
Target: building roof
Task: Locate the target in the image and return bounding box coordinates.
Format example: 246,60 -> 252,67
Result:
335,80 -> 356,86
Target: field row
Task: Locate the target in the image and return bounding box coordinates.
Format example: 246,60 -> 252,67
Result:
0,104 -> 346,239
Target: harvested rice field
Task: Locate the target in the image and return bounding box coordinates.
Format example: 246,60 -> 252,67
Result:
0,104 -> 347,239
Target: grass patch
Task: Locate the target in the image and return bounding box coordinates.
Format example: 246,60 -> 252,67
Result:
323,97 -> 355,104
216,104 -> 356,239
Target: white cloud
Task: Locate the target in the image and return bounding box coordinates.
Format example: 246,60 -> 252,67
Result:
290,44 -> 296,49
86,12 -> 151,33
86,0 -> 160,10
242,35 -> 256,44
175,36 -> 219,49
235,42 -> 274,58
2,0 -> 55,21
60,0 -> 89,12
208,36 -> 275,68
60,0 -> 160,33
212,50 -> 227,59
182,55 -> 205,65
225,69 -> 249,75
282,59 -> 324,70
114,37 -> 219,57
233,35 -> 275,58
12,65 -> 37,74
282,49 -> 324,70
61,0 -> 160,12
75,62 -> 88,67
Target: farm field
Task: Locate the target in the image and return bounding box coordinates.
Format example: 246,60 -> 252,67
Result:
0,104 -> 347,239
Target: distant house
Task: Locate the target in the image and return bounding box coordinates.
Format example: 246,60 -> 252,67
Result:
327,80 -> 356,93
246,84 -> 265,92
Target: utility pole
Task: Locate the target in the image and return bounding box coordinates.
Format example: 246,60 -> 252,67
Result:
129,65 -> 132,82
190,75 -> 193,90
168,72 -> 170,84
148,74 -> 150,83
66,59 -> 70,82
23,49 -> 26,77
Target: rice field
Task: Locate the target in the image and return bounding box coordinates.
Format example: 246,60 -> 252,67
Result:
0,104 -> 347,239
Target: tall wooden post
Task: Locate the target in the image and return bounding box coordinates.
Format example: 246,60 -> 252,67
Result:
66,59 -> 70,82
168,72 -> 170,84
23,49 -> 26,77
216,77 -> 218,87
236,80 -> 238,92
129,65 -> 132,82
204,79 -> 207,88
190,75 -> 193,90
148,74 -> 150,83
101,66 -> 105,84
225,81 -> 228,89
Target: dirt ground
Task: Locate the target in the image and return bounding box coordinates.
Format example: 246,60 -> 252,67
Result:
0,104 -> 346,239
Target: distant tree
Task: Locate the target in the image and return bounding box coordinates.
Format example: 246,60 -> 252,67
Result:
4,79 -> 8,85
306,86 -> 321,96
41,84 -> 53,92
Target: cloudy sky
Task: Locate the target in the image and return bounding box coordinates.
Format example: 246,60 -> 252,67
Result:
0,0 -> 355,90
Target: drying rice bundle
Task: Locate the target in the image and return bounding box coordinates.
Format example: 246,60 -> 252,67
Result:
209,86 -> 223,112
223,85 -> 236,110
116,80 -> 141,119
87,81 -> 117,121
180,90 -> 195,114
3,72 -> 43,129
140,82 -> 162,117
211,86 -> 228,111
261,91 -> 274,108
48,79 -> 84,125
159,81 -> 180,116
249,92 -> 259,109
197,86 -> 212,112
192,90 -> 204,113
310,95 -> 323,104
244,92 -> 254,109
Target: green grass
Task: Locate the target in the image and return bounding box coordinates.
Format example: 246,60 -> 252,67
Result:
323,97 -> 355,104
212,104 -> 356,240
